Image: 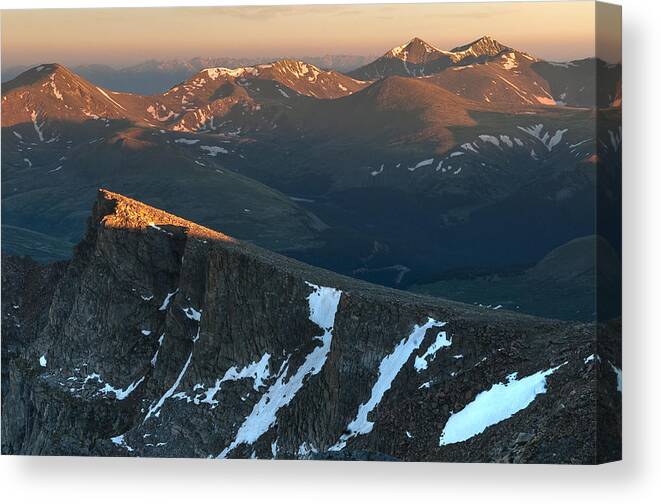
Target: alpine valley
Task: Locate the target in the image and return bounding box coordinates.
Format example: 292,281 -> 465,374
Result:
1,35 -> 622,462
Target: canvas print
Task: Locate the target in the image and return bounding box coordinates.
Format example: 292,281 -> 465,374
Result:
0,1 -> 621,463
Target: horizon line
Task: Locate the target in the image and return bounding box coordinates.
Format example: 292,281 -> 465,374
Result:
1,34 -> 614,72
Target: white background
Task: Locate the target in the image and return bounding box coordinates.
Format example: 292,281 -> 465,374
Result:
1,0 -> 658,502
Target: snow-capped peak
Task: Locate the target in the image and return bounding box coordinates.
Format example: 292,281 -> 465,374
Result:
201,60 -> 324,82
384,35 -> 514,66
203,66 -> 257,80
450,35 -> 510,59
383,37 -> 454,65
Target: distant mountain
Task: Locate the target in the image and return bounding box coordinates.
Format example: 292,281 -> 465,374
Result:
1,59 -> 367,140
143,59 -> 368,133
1,63 -> 144,143
410,235 -> 621,321
302,75 -> 482,148
349,37 -> 456,80
303,54 -> 374,73
1,65 -> 31,81
2,55 -> 373,95
349,36 -> 513,80
349,36 -> 620,108
449,35 -> 513,64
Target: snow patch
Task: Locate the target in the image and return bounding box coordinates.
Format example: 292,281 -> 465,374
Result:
30,111 -> 45,142
414,328 -> 451,372
49,74 -> 63,100
517,124 -> 568,151
408,158 -> 434,172
144,351 -> 193,421
146,104 -> 177,122
99,376 -> 145,400
151,334 -> 165,367
370,164 -> 384,177
501,52 -> 518,70
479,135 -> 500,148
200,145 -> 229,156
96,86 -> 127,111
297,442 -> 318,457
548,61 -> 577,68
495,75 -> 533,104
499,135 -> 513,148
182,306 -> 202,321
174,138 -> 200,145
330,317 -> 445,451
198,353 -> 271,407
218,282 -> 341,458
159,290 -> 178,311
609,362 -> 622,392
110,434 -> 134,452
439,363 -> 566,446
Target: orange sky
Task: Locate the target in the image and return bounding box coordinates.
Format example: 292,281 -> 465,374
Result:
1,2 -> 621,68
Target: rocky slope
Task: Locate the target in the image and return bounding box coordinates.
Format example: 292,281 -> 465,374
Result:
1,190 -> 621,463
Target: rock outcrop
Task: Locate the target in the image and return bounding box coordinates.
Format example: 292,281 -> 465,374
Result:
1,190 -> 621,463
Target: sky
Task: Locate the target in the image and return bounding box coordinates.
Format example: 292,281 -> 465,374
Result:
1,1 -> 621,69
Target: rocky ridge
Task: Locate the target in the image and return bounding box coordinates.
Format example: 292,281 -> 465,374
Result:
1,190 -> 621,462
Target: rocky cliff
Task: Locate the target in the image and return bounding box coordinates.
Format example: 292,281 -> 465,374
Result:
1,190 -> 621,463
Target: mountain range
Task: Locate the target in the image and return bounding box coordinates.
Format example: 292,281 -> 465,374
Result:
2,54 -> 375,95
349,36 -> 514,79
1,36 -> 622,321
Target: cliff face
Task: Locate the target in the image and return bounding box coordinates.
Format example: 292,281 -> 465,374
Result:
1,190 -> 621,463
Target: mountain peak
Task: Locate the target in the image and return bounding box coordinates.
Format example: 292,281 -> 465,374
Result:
386,37 -> 446,64
200,59 -> 325,81
96,189 -> 236,244
269,59 -> 324,73
21,63 -> 69,79
451,35 -> 510,57
407,36 -> 434,48
2,62 -> 87,95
